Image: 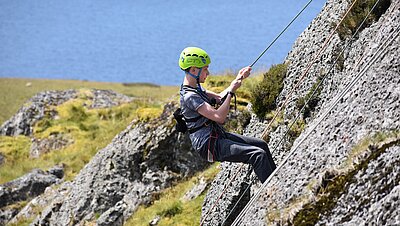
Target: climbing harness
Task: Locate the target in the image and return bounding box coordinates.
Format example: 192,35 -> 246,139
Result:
207,127 -> 219,162
231,26 -> 399,225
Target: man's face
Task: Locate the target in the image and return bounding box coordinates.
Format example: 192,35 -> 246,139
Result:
199,66 -> 210,83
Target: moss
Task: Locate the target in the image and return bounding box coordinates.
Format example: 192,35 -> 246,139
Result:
250,64 -> 287,119
296,77 -> 323,120
336,0 -> 391,40
292,131 -> 400,225
333,45 -> 346,72
157,201 -> 183,218
0,93 -> 144,183
287,119 -> 306,142
135,107 -> 163,122
223,110 -> 252,134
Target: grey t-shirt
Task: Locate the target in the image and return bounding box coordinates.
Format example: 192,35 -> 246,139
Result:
180,85 -> 213,151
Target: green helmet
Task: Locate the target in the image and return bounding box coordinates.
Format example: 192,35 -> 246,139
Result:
179,47 -> 211,70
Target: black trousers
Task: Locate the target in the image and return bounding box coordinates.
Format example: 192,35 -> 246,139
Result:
211,132 -> 276,183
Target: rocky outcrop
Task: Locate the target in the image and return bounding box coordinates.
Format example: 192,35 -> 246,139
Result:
0,166 -> 64,224
0,90 -> 77,136
89,89 -> 134,109
202,0 -> 399,225
0,89 -> 134,137
29,102 -> 208,225
0,166 -> 64,209
30,133 -> 74,158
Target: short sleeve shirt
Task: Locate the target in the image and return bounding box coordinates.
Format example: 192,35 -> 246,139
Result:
180,85 -> 213,151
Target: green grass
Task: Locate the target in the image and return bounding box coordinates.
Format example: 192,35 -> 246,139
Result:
0,78 -> 179,124
0,97 -> 145,183
126,163 -> 220,226
0,78 -> 177,183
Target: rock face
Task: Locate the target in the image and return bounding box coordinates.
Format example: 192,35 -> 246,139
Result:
202,0 -> 400,225
30,133 -> 74,158
1,88 -> 203,225
30,102 -> 208,225
0,89 -> 134,137
0,166 -> 64,224
89,89 -> 134,109
0,166 -> 64,209
0,90 -> 77,136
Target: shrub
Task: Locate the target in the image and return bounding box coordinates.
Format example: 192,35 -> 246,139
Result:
296,77 -> 323,119
250,64 -> 287,118
336,0 -> 391,40
157,201 -> 183,218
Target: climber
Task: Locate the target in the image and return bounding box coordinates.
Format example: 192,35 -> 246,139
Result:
178,47 -> 276,183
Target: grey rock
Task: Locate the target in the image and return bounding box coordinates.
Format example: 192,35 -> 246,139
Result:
149,215 -> 161,226
0,208 -> 19,226
0,166 -> 64,208
0,166 -> 64,225
8,182 -> 72,225
182,176 -> 209,201
31,102 -> 208,225
89,89 -> 134,109
0,90 -> 77,136
0,89 -> 134,137
30,133 -> 74,158
203,0 -> 400,225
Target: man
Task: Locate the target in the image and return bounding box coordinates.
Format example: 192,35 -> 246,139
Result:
178,47 -> 276,182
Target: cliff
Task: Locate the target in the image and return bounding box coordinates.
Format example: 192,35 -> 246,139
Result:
202,0 -> 399,225
0,89 -> 208,225
1,0 -> 399,225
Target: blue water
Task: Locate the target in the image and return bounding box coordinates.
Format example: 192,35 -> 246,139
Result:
0,0 -> 326,85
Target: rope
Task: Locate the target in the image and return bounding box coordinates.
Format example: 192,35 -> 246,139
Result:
199,1 -> 315,224
231,25 -> 400,226
270,0 -> 384,155
249,0 -> 313,67
221,0 -> 386,223
260,0 -> 359,140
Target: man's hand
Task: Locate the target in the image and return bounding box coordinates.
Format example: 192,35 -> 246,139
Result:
229,78 -> 242,93
237,66 -> 252,80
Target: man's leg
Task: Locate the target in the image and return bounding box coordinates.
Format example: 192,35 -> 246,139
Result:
224,132 -> 277,171
215,136 -> 275,183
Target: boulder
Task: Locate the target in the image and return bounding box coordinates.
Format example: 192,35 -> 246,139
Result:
31,102 -> 208,225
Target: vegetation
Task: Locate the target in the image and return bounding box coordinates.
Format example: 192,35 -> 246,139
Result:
0,96 -> 147,183
0,78 -> 178,124
204,72 -> 263,111
0,73 -> 260,224
249,64 -> 287,119
295,77 -> 323,119
126,163 -> 220,226
0,78 -> 177,184
287,119 -> 306,145
292,131 -> 400,225
336,0 -> 391,40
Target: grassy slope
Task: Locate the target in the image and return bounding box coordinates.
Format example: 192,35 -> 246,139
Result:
0,77 -> 179,124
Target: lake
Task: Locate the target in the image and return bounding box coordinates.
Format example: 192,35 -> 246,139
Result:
0,0 -> 326,85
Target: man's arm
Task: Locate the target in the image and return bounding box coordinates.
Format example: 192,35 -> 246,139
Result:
197,94 -> 232,124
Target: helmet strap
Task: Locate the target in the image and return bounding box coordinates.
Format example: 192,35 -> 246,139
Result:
186,67 -> 203,85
